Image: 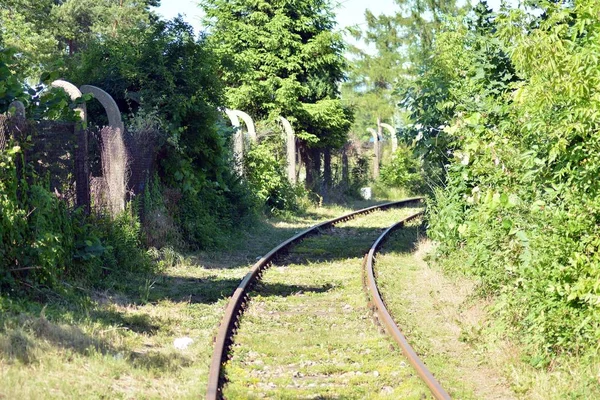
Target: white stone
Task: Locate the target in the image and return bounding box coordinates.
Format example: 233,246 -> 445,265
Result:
173,336 -> 194,350
360,187 -> 372,200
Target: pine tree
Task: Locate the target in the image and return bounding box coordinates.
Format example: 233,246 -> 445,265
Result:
0,0 -> 159,77
200,0 -> 352,191
343,10 -> 406,139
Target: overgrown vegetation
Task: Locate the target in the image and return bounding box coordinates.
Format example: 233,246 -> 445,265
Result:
0,0 -> 361,295
8,0 -> 600,395
201,0 -> 354,192
397,0 -> 600,366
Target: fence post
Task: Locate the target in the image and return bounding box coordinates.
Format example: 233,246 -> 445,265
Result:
50,80 -> 90,214
80,85 -> 127,217
225,109 -> 244,175
279,116 -> 296,184
379,123 -> 398,153
367,127 -> 379,179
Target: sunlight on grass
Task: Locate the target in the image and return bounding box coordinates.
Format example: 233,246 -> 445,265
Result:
0,201 -> 418,399
375,221 -> 600,400
223,207 -> 431,399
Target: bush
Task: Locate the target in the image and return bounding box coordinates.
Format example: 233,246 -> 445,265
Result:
379,144 -> 425,194
0,143 -> 152,293
422,1 -> 600,362
244,136 -> 303,215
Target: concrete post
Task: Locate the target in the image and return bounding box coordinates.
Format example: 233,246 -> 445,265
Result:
50,80 -> 90,213
380,123 -> 398,153
368,127 -> 379,179
279,116 -> 296,184
225,109 -> 244,175
231,110 -> 256,144
80,85 -> 125,134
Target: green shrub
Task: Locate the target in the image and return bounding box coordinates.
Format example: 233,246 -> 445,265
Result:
379,144 -> 424,194
0,142 -> 152,293
244,137 -> 303,215
421,1 -> 600,362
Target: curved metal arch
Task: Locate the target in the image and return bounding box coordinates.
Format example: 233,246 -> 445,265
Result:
279,116 -> 296,184
80,85 -> 124,133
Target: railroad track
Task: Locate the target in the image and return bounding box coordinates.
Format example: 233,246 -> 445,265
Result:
363,211 -> 450,400
207,198 -> 449,399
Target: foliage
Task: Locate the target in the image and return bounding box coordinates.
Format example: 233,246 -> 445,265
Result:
0,0 -> 159,78
416,0 -> 600,363
200,0 -> 353,190
0,142 -> 152,293
379,144 -> 424,193
64,17 -> 261,248
299,99 -> 353,148
343,9 -> 406,139
0,48 -> 27,113
0,41 -> 151,294
349,153 -> 370,193
244,137 -> 303,215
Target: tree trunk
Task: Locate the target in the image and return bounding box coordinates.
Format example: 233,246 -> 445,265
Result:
323,148 -> 331,189
341,145 -> 349,186
304,147 -> 321,192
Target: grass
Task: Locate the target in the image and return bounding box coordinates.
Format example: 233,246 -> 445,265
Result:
436,250 -> 600,400
222,207 -> 432,399
375,220 -> 600,400
0,200 -> 415,399
3,193 -> 594,398
374,220 -> 514,399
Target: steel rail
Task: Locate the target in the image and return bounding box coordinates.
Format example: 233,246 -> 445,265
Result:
206,197 -> 424,400
363,211 -> 452,400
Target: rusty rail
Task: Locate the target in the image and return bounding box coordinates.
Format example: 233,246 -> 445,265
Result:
363,211 -> 452,400
206,197 -> 424,400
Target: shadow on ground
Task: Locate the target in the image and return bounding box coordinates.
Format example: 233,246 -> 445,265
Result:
0,313 -> 192,372
0,202 -> 423,372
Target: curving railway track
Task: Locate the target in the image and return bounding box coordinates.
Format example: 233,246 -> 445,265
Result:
207,198 -> 450,399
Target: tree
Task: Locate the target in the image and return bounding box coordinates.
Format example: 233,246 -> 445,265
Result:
65,17 -> 225,180
343,10 -> 405,139
200,0 -> 353,191
0,0 -> 159,77
399,1 -> 516,182
343,0 -> 461,178
394,0 -> 461,63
